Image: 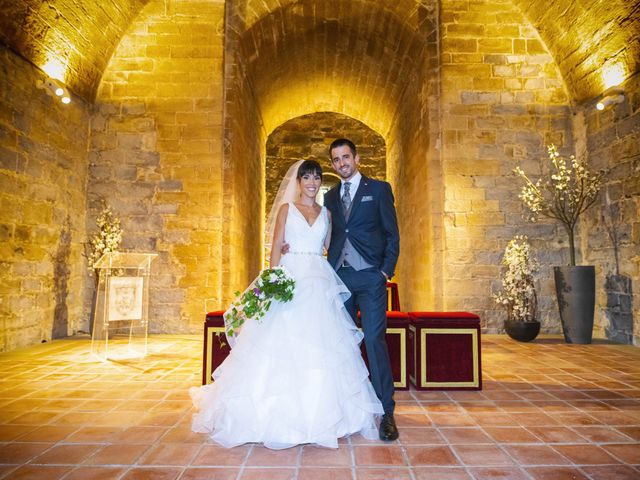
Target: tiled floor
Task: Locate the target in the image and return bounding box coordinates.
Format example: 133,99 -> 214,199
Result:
0,335 -> 639,479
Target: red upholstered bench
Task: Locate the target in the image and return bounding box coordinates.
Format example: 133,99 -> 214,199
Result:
357,311 -> 409,390
202,309 -> 410,389
202,311 -> 228,385
408,312 -> 482,390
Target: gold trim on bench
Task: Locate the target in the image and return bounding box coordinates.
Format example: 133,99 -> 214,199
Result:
386,327 -> 406,388
205,326 -> 225,385
420,328 -> 479,388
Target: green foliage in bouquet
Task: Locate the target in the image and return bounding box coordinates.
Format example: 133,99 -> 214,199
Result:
224,266 -> 295,338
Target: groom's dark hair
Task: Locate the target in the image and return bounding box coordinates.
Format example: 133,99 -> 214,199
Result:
297,160 -> 323,179
329,138 -> 357,157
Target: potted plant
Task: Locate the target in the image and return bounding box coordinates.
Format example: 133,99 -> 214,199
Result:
494,236 -> 540,342
514,145 -> 606,343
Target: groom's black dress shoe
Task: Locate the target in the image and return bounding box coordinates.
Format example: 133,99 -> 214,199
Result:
379,413 -> 399,441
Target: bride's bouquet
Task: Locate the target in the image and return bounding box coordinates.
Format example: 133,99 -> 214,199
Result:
224,266 -> 295,339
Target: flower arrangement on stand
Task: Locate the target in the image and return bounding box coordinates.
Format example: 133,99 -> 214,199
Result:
513,144 -> 607,344
224,266 -> 295,340
494,236 -> 540,342
87,202 -> 123,283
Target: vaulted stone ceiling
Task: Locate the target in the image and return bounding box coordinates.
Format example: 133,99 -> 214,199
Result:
0,0 -> 638,104
0,0 -> 150,101
234,0 -> 433,136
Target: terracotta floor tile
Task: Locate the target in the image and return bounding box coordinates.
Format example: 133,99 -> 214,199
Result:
2,464 -> 71,480
526,426 -> 587,443
85,444 -> 151,465
468,412 -> 518,426
32,444 -> 101,465
0,426 -> 35,442
581,464 -> 640,479
411,466 -> 472,479
394,414 -> 431,427
588,411 -> 640,426
353,446 -> 406,466
503,445 -> 571,466
601,443 -> 640,464
65,426 -> 122,443
62,466 -> 126,480
300,445 -> 352,466
397,427 -> 445,445
483,427 -> 541,443
246,446 -> 300,466
451,445 -> 514,466
0,443 -> 53,464
553,412 -> 602,426
524,466 -> 590,479
572,426 -> 634,443
439,427 -> 493,444
428,413 -> 477,427
467,466 -> 530,479
178,468 -> 239,480
239,468 -> 296,479
139,443 -> 201,465
354,467 -> 412,479
111,426 -> 167,444
7,411 -> 61,425
617,426 -> 640,441
120,466 -> 183,480
552,444 -> 621,465
192,445 -> 249,466
513,412 -> 561,427
404,446 -> 459,466
297,467 -> 353,479
160,426 -> 207,443
15,426 -> 76,442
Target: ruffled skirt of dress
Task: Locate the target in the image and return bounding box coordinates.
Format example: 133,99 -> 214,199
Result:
189,254 -> 383,449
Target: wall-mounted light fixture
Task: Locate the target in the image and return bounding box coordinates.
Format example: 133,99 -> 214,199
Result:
596,87 -> 624,111
36,76 -> 71,104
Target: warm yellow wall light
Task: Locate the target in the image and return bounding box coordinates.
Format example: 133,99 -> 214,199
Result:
596,87 -> 624,111
601,62 -> 625,90
42,57 -> 67,83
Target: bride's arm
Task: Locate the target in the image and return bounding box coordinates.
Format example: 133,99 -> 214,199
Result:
270,204 -> 289,267
323,209 -> 332,252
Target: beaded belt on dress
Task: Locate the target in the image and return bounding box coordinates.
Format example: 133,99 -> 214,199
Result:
287,251 -> 323,256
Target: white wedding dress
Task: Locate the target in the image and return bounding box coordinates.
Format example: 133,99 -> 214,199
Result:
190,203 -> 383,449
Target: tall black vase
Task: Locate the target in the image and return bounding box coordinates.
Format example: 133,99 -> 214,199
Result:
553,266 -> 596,344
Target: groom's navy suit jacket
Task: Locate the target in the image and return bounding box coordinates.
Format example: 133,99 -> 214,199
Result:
325,175 -> 400,278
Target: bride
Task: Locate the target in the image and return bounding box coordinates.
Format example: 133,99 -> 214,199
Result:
189,159 -> 383,449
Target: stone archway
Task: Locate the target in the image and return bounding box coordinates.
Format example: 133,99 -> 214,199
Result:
264,112 -> 387,224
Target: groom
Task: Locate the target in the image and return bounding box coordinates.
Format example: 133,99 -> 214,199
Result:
324,138 -> 400,441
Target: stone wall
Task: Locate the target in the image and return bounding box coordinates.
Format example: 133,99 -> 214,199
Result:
265,112 -> 387,220
0,46 -> 90,351
92,0 -> 225,333
581,74 -> 640,345
439,0 -> 573,332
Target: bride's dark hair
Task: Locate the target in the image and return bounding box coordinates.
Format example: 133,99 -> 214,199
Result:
297,160 -> 323,179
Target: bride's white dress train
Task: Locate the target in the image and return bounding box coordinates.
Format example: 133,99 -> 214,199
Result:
190,203 -> 383,449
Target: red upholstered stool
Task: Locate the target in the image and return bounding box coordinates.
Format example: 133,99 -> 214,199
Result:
408,312 -> 482,390
358,311 -> 410,390
202,311 -> 230,385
